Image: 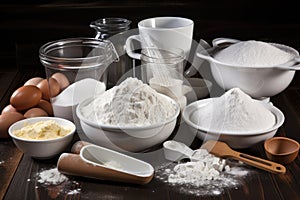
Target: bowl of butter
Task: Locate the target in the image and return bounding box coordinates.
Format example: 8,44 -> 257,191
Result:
8,117 -> 76,159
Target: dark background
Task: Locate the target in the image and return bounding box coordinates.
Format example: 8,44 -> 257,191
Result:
1,2 -> 300,200
1,0 -> 300,73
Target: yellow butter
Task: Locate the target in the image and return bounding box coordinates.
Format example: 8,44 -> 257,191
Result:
13,120 -> 71,140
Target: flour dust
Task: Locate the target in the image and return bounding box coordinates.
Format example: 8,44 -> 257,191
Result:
155,160 -> 253,196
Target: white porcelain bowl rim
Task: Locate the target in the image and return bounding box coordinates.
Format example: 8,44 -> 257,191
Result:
197,42 -> 300,69
182,98 -> 285,136
76,94 -> 180,130
8,117 -> 76,143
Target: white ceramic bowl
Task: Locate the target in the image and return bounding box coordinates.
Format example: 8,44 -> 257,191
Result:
197,38 -> 300,99
182,98 -> 285,149
76,95 -> 180,152
9,117 -> 76,159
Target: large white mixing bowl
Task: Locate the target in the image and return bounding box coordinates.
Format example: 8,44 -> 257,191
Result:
182,98 -> 285,149
76,94 -> 180,152
197,38 -> 300,99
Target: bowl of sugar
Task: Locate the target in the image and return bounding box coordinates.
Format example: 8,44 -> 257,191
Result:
197,38 -> 300,99
76,77 -> 180,152
182,88 -> 285,149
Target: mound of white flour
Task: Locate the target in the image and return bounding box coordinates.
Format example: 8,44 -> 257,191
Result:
80,77 -> 177,126
195,88 -> 276,132
214,40 -> 294,67
168,149 -> 230,185
37,168 -> 68,185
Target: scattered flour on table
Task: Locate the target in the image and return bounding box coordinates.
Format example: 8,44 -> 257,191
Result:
80,77 -> 177,126
35,167 -> 82,198
167,149 -> 231,185
67,188 -> 81,195
156,149 -> 251,196
0,161 -> 4,165
195,88 -> 276,132
37,168 -> 68,185
214,40 -> 294,67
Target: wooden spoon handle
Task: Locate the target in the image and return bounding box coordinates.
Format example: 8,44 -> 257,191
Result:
232,152 -> 286,174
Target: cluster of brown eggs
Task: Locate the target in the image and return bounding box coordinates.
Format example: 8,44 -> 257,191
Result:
0,73 -> 70,138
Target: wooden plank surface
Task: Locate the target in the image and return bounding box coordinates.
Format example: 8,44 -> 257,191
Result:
0,1 -> 300,199
0,141 -> 23,200
1,60 -> 300,200
1,88 -> 300,200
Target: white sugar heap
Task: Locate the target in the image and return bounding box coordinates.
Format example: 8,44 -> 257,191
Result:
214,40 -> 294,67
196,88 -> 276,132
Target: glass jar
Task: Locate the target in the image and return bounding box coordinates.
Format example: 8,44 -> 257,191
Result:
140,47 -> 188,109
140,47 -> 185,83
90,18 -> 132,88
39,37 -> 118,122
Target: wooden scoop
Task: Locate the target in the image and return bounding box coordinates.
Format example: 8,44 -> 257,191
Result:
58,144 -> 154,185
201,140 -> 286,174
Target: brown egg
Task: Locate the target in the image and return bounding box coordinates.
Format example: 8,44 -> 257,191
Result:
37,78 -> 60,101
10,85 -> 42,111
0,112 -> 25,138
24,108 -> 48,118
24,77 -> 44,86
1,104 -> 17,114
37,99 -> 53,116
51,73 -> 70,91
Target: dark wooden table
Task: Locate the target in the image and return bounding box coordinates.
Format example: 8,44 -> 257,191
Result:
1,0 -> 300,199
0,65 -> 300,200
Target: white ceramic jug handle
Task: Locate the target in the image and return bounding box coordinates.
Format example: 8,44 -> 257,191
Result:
212,38 -> 241,47
125,35 -> 142,60
275,57 -> 300,71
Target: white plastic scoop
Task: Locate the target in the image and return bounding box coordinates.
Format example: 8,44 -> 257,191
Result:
57,144 -> 154,185
163,140 -> 198,161
80,145 -> 154,177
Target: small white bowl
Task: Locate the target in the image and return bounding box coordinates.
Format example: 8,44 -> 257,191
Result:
76,94 -> 180,152
182,98 -> 285,149
9,117 -> 76,159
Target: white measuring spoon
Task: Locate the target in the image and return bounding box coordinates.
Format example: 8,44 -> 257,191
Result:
163,140 -> 198,161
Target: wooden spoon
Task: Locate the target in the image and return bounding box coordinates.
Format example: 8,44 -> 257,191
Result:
201,140 -> 286,174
